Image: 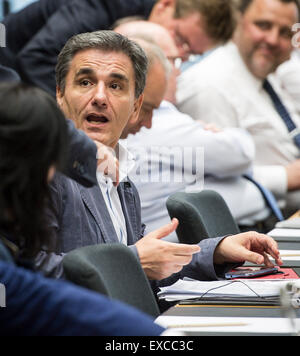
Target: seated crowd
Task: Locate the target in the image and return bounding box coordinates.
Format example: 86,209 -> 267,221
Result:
0,0 -> 299,335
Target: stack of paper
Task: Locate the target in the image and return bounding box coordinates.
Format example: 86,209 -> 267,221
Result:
158,278 -> 296,302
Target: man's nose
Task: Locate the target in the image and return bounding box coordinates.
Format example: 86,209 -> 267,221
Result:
265,28 -> 280,47
92,83 -> 108,107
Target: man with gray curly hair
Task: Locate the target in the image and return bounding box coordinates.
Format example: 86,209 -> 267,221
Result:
43,30 -> 282,299
56,31 -> 147,148
48,30 -> 201,282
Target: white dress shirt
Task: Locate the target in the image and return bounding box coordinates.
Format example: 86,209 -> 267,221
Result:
177,41 -> 300,209
276,50 -> 300,114
124,101 -> 270,242
97,143 -> 135,245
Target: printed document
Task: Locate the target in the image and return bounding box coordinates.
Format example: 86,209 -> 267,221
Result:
158,278 -> 296,302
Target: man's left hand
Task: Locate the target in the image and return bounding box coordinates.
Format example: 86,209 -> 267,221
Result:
214,232 -> 283,267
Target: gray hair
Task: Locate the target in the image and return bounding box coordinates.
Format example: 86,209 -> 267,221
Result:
55,30 -> 148,98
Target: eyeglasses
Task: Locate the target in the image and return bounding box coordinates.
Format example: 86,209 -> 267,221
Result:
173,24 -> 191,56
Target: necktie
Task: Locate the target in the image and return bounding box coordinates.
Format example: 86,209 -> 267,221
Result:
244,174 -> 284,222
263,79 -> 300,149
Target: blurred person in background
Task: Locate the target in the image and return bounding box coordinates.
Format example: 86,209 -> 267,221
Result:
177,0 -> 300,217
0,0 -> 236,95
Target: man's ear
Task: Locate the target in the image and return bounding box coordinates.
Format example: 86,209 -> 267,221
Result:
156,0 -> 175,12
129,94 -> 144,125
56,86 -> 64,109
149,0 -> 176,22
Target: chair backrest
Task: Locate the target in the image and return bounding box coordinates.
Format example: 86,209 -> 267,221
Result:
63,244 -> 160,317
166,190 -> 240,244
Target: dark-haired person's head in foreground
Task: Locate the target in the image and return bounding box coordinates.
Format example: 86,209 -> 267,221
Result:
0,83 -> 68,258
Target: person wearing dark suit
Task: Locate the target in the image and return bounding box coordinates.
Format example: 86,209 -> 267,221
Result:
48,31 -> 282,287
0,260 -> 164,336
0,0 -> 237,96
0,0 -> 153,94
0,82 -> 165,336
0,0 -> 70,70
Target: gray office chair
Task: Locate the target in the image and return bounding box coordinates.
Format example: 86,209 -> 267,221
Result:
166,190 -> 240,244
63,243 -> 160,317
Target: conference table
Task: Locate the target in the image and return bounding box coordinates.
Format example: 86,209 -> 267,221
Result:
158,214 -> 300,336
160,305 -> 300,336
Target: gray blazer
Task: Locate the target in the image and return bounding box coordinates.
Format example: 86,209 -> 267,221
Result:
50,173 -> 145,252
41,172 -> 233,284
38,174 -> 144,278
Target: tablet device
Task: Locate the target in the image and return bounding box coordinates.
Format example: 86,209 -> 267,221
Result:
225,267 -> 281,280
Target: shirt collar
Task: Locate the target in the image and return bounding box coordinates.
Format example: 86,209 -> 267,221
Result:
158,100 -> 176,110
227,41 -> 264,91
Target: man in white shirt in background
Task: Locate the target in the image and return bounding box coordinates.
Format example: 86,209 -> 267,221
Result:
116,20 -> 275,238
177,0 -> 300,216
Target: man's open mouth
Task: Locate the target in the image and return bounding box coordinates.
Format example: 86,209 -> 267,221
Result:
86,114 -> 109,124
